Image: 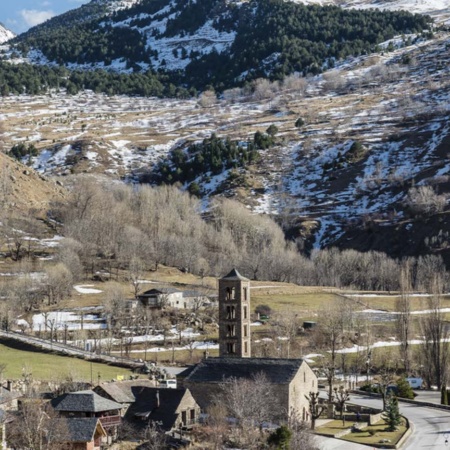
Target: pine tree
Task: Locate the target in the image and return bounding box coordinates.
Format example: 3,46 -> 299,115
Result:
382,395 -> 402,431
397,378 -> 414,400
268,425 -> 292,449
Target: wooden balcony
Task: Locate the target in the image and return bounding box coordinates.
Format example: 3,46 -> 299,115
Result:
99,415 -> 121,428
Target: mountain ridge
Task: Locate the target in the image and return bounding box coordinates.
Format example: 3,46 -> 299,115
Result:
0,24 -> 15,44
9,0 -> 431,91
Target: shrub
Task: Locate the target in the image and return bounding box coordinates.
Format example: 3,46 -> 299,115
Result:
406,185 -> 447,216
255,304 -> 272,317
266,124 -> 279,137
9,143 -> 38,160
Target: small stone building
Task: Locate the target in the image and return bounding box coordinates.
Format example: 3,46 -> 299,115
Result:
137,288 -> 183,308
62,417 -> 106,450
125,387 -> 201,432
51,390 -> 122,442
93,380 -> 156,415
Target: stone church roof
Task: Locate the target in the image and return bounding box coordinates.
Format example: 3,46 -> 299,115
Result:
181,357 -> 304,385
221,268 -> 249,281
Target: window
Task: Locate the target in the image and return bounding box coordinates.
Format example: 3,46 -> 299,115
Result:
190,409 -> 196,423
243,287 -> 248,301
244,341 -> 248,354
227,324 -> 236,337
226,287 -> 235,301
227,342 -> 236,354
226,306 -> 236,319
181,410 -> 187,425
243,306 -> 248,319
244,325 -> 248,337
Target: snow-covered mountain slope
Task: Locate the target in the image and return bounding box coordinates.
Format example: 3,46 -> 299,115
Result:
9,0 -> 431,91
0,24 -> 15,44
294,0 -> 450,23
4,32 -> 450,260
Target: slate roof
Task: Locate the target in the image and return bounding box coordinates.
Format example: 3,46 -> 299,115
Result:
182,290 -> 207,298
64,418 -> 105,443
183,357 -> 304,384
126,387 -> 192,431
221,268 -> 249,281
51,390 -> 122,413
94,380 -> 155,404
0,387 -> 20,404
139,288 -> 181,296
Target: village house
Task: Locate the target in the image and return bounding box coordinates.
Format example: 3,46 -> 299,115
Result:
178,269 -> 318,422
93,379 -> 156,415
137,288 -> 183,308
0,383 -> 21,449
51,390 -> 122,443
125,387 -> 201,433
136,288 -> 210,309
59,417 -> 107,450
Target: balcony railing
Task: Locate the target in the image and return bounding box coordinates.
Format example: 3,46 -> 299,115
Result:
99,415 -> 121,428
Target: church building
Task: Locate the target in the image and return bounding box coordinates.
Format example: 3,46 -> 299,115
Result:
178,269 -> 318,422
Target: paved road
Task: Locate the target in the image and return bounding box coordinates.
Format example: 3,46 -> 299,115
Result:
350,393 -> 450,449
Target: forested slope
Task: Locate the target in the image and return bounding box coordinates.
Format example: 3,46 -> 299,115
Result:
4,0 -> 432,94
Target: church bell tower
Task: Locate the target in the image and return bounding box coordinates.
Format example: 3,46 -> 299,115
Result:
218,269 -> 251,358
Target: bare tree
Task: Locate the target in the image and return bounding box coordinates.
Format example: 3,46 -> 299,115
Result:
305,391 -> 325,430
287,414 -> 320,450
419,276 -> 449,390
6,400 -> 71,450
198,90 -> 217,108
214,372 -> 278,436
406,185 -> 447,216
199,403 -> 229,450
45,263 -> 73,305
315,299 -> 352,401
140,421 -> 167,450
332,386 -> 350,425
128,256 -> 146,298
396,264 -> 413,374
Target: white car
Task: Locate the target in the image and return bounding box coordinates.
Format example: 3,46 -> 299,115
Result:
159,379 -> 177,389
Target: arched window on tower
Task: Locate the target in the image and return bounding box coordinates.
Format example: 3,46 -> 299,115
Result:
227,324 -> 236,337
227,342 -> 236,354
226,287 -> 235,301
226,306 -> 236,319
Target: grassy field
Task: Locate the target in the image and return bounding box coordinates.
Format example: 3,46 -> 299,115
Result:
250,292 -> 342,314
0,341 -> 133,382
317,419 -> 407,446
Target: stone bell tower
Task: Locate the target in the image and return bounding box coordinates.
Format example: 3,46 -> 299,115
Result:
218,269 -> 251,358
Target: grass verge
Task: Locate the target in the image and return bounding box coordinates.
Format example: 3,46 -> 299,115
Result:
316,418 -> 407,447
0,340 -> 133,382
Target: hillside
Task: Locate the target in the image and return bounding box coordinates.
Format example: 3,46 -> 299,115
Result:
0,24 -> 14,44
8,0 -> 431,91
0,152 -> 66,213
296,0 -> 450,24
3,29 -> 450,262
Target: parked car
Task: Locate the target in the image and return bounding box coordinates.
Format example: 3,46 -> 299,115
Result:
406,377 -> 423,389
159,379 -> 177,389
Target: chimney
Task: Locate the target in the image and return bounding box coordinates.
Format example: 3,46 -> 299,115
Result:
156,389 -> 160,408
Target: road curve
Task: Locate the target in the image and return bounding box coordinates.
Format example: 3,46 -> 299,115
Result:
350,393 -> 450,449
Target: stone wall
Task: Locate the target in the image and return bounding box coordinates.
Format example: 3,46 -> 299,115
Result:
289,361 -> 318,421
